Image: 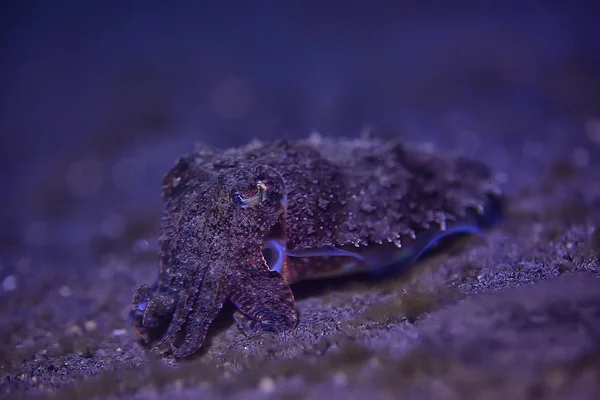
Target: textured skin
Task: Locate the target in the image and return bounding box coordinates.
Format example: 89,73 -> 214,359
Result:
131,135 -> 503,358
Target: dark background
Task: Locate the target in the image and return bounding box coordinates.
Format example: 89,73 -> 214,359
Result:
2,2 -> 599,219
1,2 -> 600,399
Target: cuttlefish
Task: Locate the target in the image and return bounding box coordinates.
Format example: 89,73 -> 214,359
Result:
131,136 -> 503,357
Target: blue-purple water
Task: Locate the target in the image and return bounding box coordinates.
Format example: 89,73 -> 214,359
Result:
1,3 -> 599,399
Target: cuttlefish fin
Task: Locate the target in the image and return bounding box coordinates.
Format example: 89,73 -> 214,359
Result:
262,194 -> 501,282
401,223 -> 482,267
287,245 -> 365,261
281,221 -> 484,280
397,193 -> 504,268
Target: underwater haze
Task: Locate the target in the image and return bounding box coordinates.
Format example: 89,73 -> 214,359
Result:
1,2 -> 600,399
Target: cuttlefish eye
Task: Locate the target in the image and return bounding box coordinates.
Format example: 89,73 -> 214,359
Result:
232,181 -> 268,208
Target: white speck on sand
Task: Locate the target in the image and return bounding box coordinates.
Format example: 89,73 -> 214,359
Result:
258,376 -> 275,393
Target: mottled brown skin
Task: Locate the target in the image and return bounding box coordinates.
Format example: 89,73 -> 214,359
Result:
132,136 -> 503,358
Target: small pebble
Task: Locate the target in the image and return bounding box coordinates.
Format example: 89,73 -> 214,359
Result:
332,371 -> 348,386
133,239 -> 149,253
58,285 -> 72,297
65,324 -> 83,336
2,275 -> 17,292
84,320 -> 98,332
367,357 -> 381,369
112,328 -> 127,336
258,376 -> 275,393
173,379 -> 184,390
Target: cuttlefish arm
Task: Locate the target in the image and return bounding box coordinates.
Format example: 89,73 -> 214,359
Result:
229,257 -> 298,333
146,258 -> 296,358
147,265 -> 230,358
